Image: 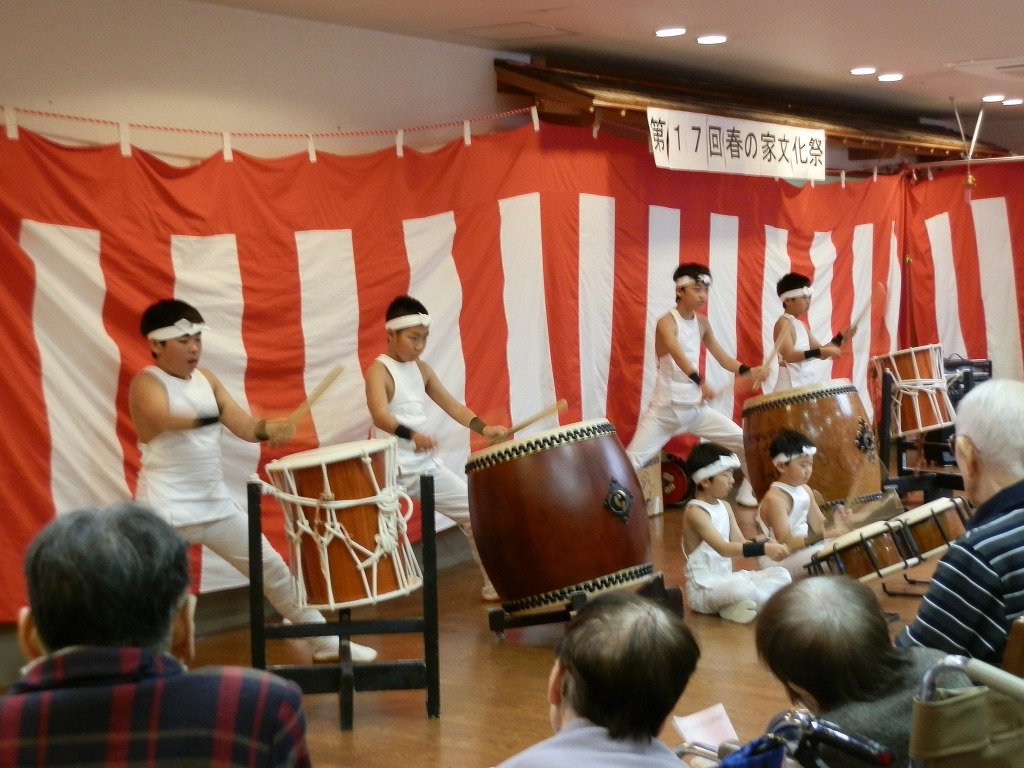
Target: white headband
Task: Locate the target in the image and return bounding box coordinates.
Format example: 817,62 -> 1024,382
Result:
146,319 -> 210,341
675,274 -> 712,289
385,313 -> 432,331
691,453 -> 741,484
773,445 -> 817,465
780,286 -> 813,301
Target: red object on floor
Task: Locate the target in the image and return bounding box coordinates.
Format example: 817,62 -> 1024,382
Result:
664,434 -> 700,461
660,458 -> 689,506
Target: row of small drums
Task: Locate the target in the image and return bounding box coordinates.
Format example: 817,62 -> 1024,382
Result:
807,496 -> 972,581
264,420 -> 653,613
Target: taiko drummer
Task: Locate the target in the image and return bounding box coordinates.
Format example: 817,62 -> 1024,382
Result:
365,295 -> 508,601
772,272 -> 847,392
129,299 -> 376,662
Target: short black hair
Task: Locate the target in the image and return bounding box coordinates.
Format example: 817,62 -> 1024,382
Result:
556,592 -> 700,741
684,442 -> 736,485
769,429 -> 816,461
385,295 -> 428,321
776,273 -> 811,297
140,299 -> 204,337
673,262 -> 711,284
24,504 -> 190,652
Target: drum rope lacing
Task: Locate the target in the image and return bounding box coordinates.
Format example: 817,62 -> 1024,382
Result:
258,445 -> 423,609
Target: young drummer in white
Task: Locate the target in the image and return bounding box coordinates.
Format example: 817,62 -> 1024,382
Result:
129,299 -> 377,662
772,273 -> 844,392
365,295 -> 508,601
627,263 -> 769,507
682,443 -> 791,624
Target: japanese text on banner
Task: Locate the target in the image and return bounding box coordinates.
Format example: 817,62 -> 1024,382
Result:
647,107 -> 826,180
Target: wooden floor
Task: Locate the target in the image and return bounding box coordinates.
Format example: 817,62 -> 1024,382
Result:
192,487 -> 943,768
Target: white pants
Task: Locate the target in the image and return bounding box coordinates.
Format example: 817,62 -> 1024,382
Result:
627,401 -> 750,480
686,566 -> 792,614
176,512 -> 327,629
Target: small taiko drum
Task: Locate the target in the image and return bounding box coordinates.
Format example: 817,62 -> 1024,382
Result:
466,419 -> 652,614
742,379 -> 883,510
872,344 -> 956,436
265,439 -> 422,610
806,519 -> 916,581
893,497 -> 972,560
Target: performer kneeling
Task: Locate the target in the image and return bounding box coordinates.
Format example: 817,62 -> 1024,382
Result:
682,443 -> 791,624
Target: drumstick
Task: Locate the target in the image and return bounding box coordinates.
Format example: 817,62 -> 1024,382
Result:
751,326 -> 790,393
841,282 -> 886,347
287,364 -> 344,426
501,399 -> 568,439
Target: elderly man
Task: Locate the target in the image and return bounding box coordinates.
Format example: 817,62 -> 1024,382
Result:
896,378 -> 1024,665
2,503 -> 311,767
497,592 -> 700,767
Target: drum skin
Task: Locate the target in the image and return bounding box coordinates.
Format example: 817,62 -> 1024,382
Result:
742,379 -> 882,507
809,521 -> 910,581
267,441 -> 399,607
466,420 -> 652,611
895,497 -> 971,559
874,345 -> 956,435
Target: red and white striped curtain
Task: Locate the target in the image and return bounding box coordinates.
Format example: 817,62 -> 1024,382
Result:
1,124 -> 1021,621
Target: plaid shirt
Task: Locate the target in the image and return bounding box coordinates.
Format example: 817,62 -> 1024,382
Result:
897,479 -> 1024,665
0,646 -> 311,767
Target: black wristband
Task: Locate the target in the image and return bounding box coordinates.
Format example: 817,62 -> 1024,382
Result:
469,416 -> 486,435
394,424 -> 414,440
803,348 -> 823,360
197,415 -> 220,427
254,419 -> 269,442
830,333 -> 845,346
688,371 -> 703,385
742,541 -> 767,558
738,364 -> 751,375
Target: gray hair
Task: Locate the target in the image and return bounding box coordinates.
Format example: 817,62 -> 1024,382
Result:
955,378 -> 1024,478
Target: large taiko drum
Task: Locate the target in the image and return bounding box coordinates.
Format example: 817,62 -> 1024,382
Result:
742,379 -> 883,511
872,344 -> 956,436
265,439 -> 422,610
466,419 -> 652,615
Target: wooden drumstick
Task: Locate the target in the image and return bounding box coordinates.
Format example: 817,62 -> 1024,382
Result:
751,326 -> 790,393
501,399 -> 568,439
287,364 -> 344,426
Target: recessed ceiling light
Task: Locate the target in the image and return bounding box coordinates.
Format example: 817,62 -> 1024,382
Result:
982,94 -> 1005,103
696,34 -> 727,45
1003,98 -> 1023,106
656,27 -> 686,38
850,67 -> 876,76
877,73 -> 903,82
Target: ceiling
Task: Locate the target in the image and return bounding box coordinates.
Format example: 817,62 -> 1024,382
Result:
195,0 -> 1024,156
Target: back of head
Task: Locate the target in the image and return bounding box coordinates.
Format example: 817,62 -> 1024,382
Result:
386,295 -> 429,321
955,378 -> 1024,478
25,504 -> 189,652
140,299 -> 204,337
556,592 -> 700,741
776,273 -> 811,297
755,577 -> 904,710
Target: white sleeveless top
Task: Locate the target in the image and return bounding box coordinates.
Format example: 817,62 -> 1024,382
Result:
756,481 -> 811,538
372,354 -> 431,472
684,499 -> 734,588
651,309 -> 702,408
135,366 -> 236,527
774,313 -> 816,390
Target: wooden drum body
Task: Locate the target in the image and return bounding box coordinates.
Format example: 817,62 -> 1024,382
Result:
873,344 -> 956,436
266,439 -> 422,610
807,520 -> 916,581
466,419 -> 652,614
742,379 -> 882,509
894,496 -> 971,560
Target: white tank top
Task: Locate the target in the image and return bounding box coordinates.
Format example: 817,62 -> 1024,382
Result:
756,481 -> 811,538
372,354 -> 430,471
684,499 -> 734,587
135,366 -> 236,526
651,309 -> 702,407
775,313 -> 816,390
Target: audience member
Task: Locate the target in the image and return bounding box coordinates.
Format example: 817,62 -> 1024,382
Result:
1,504 -> 311,767
757,576 -> 966,768
497,592 -> 700,767
896,378 -> 1024,664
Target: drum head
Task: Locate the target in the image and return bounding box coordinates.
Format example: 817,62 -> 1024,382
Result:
267,438 -> 394,472
743,378 -> 853,413
466,419 -> 613,471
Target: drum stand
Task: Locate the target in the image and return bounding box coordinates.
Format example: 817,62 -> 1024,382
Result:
246,475 -> 441,731
486,572 -> 683,639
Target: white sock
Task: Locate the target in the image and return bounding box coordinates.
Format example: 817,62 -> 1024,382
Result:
719,599 -> 758,624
